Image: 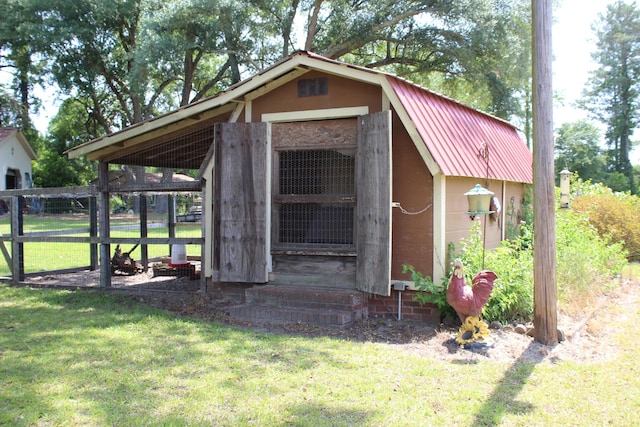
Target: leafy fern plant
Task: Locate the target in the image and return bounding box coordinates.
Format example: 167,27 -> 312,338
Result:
402,264 -> 456,320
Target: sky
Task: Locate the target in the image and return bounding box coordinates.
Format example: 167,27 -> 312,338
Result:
553,0 -> 640,164
8,0 -> 639,164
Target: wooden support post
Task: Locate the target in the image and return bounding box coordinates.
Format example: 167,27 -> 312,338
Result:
10,196 -> 24,283
140,195 -> 148,272
168,194 -> 176,257
98,162 -> 112,288
89,196 -> 98,270
200,185 -> 207,294
532,0 -> 558,345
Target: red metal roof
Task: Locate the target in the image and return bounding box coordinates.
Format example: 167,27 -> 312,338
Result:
0,127 -> 17,141
387,76 -> 533,183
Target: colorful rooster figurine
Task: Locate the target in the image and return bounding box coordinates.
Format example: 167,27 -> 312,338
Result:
446,258 -> 498,323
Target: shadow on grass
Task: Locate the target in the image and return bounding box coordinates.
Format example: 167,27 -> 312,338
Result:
286,402 -> 374,426
470,342 -> 539,426
0,285 -> 356,425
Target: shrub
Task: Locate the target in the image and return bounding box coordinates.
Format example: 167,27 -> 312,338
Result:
571,182 -> 640,262
409,196 -> 628,324
556,207 -> 628,310
402,264 -> 456,320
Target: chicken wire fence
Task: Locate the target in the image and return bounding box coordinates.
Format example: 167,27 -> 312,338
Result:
0,189 -> 203,283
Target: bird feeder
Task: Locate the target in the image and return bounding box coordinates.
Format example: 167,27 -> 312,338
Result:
559,169 -> 570,208
465,184 -> 494,220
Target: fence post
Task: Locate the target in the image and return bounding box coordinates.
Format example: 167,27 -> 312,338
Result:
11,196 -> 24,284
98,163 -> 112,287
89,196 -> 98,271
140,195 -> 148,271
168,195 -> 175,257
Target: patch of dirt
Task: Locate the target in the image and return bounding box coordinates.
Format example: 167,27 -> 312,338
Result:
22,270 -> 639,364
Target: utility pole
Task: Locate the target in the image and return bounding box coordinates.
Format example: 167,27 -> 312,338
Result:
532,0 -> 558,345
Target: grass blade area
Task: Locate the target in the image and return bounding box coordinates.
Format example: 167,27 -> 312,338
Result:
1,283 -> 639,426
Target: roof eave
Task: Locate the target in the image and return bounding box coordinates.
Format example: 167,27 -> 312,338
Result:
66,52 -> 394,160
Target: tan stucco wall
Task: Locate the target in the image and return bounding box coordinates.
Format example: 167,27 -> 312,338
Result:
444,177 -> 529,259
391,110 -> 433,280
250,70 -> 383,120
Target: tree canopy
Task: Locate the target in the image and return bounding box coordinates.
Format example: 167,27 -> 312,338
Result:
1,0 -> 532,186
580,0 -> 640,194
554,120 -> 607,185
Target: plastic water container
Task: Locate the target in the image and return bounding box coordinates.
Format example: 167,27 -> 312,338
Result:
170,244 -> 189,267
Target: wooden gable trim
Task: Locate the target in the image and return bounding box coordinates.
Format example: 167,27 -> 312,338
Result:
261,106 -> 369,123
68,54 -> 389,160
243,67 -> 310,101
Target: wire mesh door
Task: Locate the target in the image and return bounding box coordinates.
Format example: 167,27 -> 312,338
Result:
274,148 -> 356,250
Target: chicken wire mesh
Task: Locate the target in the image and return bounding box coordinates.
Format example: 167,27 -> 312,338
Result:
276,149 -> 356,247
0,195 -> 94,277
0,189 -> 203,280
279,149 -> 355,195
278,203 -> 354,245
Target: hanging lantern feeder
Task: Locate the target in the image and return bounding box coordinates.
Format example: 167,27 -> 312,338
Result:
465,184 -> 495,220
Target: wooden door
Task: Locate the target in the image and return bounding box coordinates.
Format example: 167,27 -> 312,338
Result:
356,111 -> 392,296
217,122 -> 268,283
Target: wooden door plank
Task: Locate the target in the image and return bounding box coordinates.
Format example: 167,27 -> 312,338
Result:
356,111 -> 392,295
218,122 -> 268,282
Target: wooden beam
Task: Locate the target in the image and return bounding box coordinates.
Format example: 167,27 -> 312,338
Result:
13,236 -> 202,245
532,0 -> 558,345
107,181 -> 202,193
0,186 -> 97,198
0,232 -> 12,275
98,162 -> 112,288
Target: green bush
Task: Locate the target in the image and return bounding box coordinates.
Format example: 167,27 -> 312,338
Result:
409,183 -> 628,323
555,208 -> 627,308
402,264 -> 456,320
451,221 -> 534,324
571,181 -> 640,262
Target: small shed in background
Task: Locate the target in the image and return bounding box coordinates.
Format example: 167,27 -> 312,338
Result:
0,128 -> 37,190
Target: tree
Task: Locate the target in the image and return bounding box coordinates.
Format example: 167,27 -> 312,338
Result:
3,0 -> 533,188
0,0 -> 47,139
33,98 -> 98,187
554,120 -> 607,184
296,0 -> 531,121
581,0 -> 640,194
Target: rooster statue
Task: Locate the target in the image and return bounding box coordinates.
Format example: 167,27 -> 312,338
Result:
446,259 -> 498,323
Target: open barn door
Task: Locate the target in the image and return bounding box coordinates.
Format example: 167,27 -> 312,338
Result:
356,111 -> 392,296
217,122 -> 268,283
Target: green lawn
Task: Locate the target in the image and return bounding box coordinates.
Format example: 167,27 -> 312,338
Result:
1,281 -> 638,426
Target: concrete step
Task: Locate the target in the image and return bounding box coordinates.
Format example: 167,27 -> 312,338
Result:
229,304 -> 357,326
229,285 -> 368,326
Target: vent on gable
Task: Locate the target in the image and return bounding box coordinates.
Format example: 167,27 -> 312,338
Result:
297,77 -> 328,97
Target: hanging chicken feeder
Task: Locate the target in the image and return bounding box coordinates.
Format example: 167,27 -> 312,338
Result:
464,184 -> 494,220
559,169 -> 571,208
